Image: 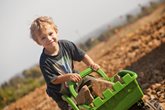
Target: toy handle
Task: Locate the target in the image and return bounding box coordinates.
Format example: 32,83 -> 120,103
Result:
68,67 -> 109,98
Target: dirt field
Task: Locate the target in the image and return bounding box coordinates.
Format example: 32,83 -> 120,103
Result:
4,3 -> 165,110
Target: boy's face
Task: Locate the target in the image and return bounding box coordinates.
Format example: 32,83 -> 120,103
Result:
36,24 -> 58,49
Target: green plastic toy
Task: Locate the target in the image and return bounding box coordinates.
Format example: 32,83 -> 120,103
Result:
62,68 -> 144,110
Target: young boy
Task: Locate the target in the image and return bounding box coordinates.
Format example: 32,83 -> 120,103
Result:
30,16 -> 100,110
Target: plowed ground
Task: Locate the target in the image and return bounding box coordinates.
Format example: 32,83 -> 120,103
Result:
4,3 -> 165,110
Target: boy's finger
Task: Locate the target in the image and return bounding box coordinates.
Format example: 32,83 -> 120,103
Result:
76,74 -> 82,80
73,75 -> 82,82
91,64 -> 100,71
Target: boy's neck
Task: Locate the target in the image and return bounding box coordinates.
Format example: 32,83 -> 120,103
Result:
44,44 -> 59,56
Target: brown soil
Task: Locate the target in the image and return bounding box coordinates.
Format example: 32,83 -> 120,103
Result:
4,3 -> 165,110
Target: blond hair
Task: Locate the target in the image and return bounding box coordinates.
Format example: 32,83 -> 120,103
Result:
30,16 -> 58,44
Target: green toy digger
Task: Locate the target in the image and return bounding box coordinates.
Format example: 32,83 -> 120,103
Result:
62,68 -> 163,110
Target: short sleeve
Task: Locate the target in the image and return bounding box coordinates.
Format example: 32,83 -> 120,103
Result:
65,40 -> 85,61
40,64 -> 58,84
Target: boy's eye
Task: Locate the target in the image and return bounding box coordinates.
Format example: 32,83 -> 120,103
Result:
41,37 -> 46,40
49,32 -> 53,36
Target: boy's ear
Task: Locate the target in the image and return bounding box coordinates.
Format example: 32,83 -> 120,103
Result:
37,42 -> 42,45
35,38 -> 42,45
37,40 -> 43,45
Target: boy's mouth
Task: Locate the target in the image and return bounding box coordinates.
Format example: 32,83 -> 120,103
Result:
47,39 -> 57,45
48,41 -> 55,45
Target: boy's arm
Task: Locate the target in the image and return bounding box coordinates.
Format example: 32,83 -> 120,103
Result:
52,73 -> 82,84
82,54 -> 100,71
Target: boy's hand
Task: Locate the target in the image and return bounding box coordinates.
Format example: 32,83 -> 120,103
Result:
82,54 -> 100,71
90,63 -> 100,71
68,73 -> 82,82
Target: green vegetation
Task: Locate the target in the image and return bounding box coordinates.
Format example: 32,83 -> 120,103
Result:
0,65 -> 45,109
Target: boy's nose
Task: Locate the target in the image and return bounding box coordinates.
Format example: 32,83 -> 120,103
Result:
47,36 -> 52,40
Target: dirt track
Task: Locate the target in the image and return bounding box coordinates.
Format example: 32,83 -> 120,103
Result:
4,3 -> 165,110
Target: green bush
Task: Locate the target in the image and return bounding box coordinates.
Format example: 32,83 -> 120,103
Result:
0,65 -> 45,109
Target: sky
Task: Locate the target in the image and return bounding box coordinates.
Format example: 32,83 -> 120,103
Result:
0,0 -> 158,84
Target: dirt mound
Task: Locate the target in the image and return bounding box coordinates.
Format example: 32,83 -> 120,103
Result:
4,3 -> 165,110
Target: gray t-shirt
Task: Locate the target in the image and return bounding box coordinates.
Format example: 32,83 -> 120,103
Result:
40,40 -> 85,95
